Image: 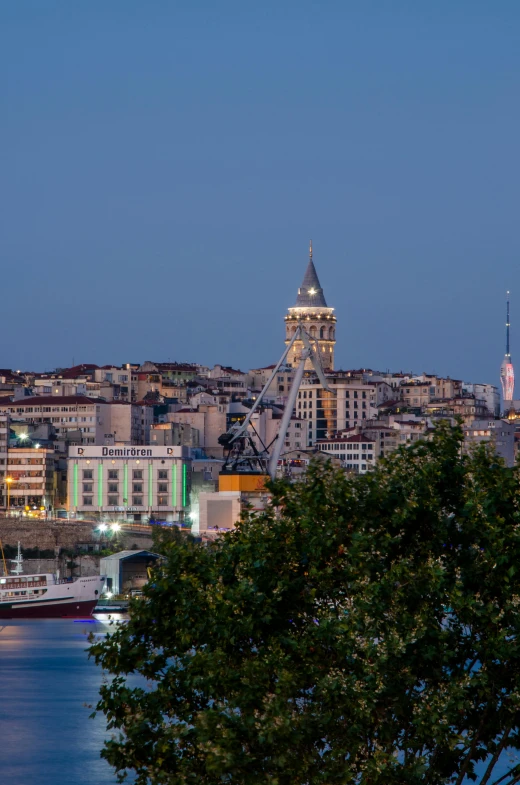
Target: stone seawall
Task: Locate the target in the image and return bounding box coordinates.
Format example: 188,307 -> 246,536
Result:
20,556 -> 101,577
0,518 -> 154,551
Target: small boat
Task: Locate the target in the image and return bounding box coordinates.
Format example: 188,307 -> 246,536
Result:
0,543 -> 105,619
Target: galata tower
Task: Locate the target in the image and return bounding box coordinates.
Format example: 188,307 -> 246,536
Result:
284,241 -> 336,370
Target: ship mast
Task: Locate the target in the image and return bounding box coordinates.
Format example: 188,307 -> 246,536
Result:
10,541 -> 23,576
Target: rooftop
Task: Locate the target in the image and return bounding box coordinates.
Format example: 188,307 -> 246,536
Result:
317,434 -> 375,444
4,395 -> 102,407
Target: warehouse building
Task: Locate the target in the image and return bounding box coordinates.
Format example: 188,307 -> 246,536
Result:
100,550 -> 162,596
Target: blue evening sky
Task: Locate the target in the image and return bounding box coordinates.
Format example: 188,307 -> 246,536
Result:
1,2 -> 519,384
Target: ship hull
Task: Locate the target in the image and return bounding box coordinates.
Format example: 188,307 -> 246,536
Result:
0,598 -> 98,619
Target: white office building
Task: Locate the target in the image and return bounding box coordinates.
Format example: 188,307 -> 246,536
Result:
67,445 -> 191,522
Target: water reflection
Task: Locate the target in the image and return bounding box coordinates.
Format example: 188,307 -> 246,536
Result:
0,619 -> 122,784
3,619 -> 513,783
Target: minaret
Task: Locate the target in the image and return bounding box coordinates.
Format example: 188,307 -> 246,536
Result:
284,241 -> 336,370
500,291 -> 515,407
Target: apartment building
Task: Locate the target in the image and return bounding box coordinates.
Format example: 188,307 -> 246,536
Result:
359,421 -> 400,459
151,421 -> 200,449
462,383 -> 500,418
163,404 -> 227,458
0,412 -> 8,506
0,396 -> 152,447
247,364 -> 295,402
424,395 -> 489,423
400,381 -> 433,409
315,434 -> 376,474
1,396 -> 106,444
297,374 -> 381,445
463,419 -> 515,467
5,447 -> 58,513
94,366 -> 132,401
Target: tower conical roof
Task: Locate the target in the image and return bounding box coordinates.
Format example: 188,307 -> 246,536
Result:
294,242 -> 328,307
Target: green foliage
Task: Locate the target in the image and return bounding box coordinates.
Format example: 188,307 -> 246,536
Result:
151,524 -> 194,556
1,544 -> 55,560
89,423 -> 520,784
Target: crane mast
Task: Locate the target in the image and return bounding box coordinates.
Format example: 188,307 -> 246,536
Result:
218,324 -> 334,481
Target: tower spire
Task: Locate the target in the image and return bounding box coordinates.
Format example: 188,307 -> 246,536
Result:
501,290 -> 515,406
309,239 -> 313,261
506,290 -> 510,356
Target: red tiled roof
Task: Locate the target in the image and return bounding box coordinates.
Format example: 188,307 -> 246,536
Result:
3,395 -> 103,407
58,364 -> 99,379
216,366 -> 244,375
317,434 -> 375,444
153,363 -> 198,371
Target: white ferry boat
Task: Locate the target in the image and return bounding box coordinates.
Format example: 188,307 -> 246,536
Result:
0,572 -> 105,618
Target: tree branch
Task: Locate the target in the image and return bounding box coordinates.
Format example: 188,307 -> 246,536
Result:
490,762 -> 520,785
480,724 -> 512,785
454,709 -> 489,785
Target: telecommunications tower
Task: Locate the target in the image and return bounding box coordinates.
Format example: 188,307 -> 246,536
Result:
500,291 -> 515,408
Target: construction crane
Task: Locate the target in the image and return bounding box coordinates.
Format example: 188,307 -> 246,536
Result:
218,324 -> 334,481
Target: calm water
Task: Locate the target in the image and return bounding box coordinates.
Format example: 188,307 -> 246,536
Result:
1,619 -> 518,784
0,617 -> 125,785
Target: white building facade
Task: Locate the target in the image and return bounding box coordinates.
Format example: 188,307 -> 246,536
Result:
67,445 -> 191,522
315,434 -> 376,474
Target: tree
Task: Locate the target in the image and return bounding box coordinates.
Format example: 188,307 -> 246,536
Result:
89,424 -> 520,784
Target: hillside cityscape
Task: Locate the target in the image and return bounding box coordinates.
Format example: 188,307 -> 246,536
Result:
0,245 -> 515,535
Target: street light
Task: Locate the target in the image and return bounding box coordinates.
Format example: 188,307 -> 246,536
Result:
5,477 -> 14,516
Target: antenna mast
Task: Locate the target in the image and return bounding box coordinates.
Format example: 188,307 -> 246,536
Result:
506,291 -> 511,356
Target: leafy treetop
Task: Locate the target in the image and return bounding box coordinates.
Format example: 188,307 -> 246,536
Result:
90,423 -> 520,785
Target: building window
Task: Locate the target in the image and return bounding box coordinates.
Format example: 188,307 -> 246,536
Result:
108,483 -> 118,493
108,470 -> 118,480
158,483 -> 168,493
83,496 -> 93,506
132,496 -> 143,506
158,470 -> 168,480
83,483 -> 93,493
157,495 -> 168,505
83,470 -> 93,479
133,470 -> 143,480
108,495 -> 119,506
133,483 -> 143,493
